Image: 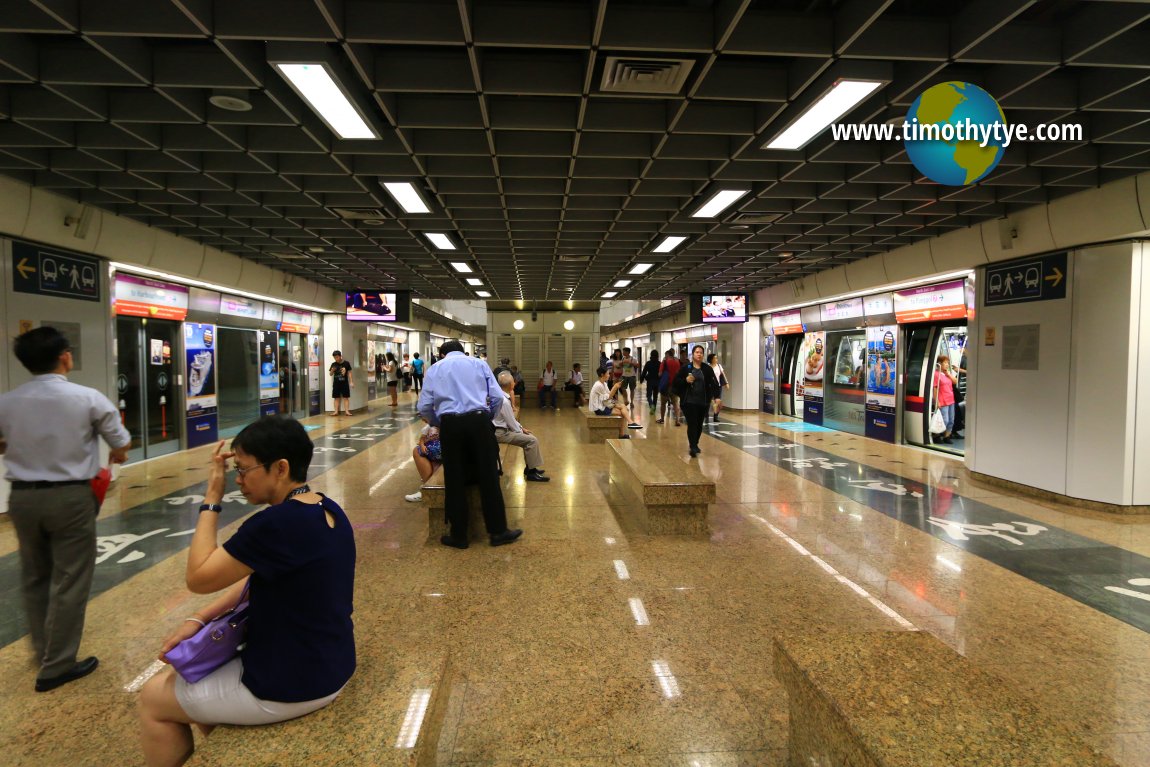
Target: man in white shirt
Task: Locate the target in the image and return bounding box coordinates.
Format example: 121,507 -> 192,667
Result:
588,366 -> 630,439
564,363 -> 585,407
0,327 -> 131,692
494,372 -> 549,481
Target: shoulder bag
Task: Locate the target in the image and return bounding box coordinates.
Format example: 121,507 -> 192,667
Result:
165,581 -> 251,683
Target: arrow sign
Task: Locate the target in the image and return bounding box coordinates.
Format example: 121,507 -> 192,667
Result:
1044,266 -> 1063,288
15,257 -> 36,279
984,252 -> 1067,307
11,241 -> 101,302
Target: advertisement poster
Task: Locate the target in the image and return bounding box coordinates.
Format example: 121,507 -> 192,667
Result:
184,322 -> 218,447
865,325 -> 898,442
800,331 -> 825,425
366,340 -> 378,401
308,334 -> 322,415
114,275 -> 189,320
257,330 -> 279,417
762,333 -> 775,414
893,279 -> 967,324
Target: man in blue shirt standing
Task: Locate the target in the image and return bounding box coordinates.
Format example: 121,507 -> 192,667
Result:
0,327 -> 131,691
417,340 -> 522,549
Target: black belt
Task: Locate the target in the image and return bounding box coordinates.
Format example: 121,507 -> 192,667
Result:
11,479 -> 90,490
440,410 -> 488,419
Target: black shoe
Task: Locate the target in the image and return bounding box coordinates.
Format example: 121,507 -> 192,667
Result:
618,434 -> 630,439
942,437 -> 954,444
490,529 -> 523,546
35,657 -> 99,692
525,469 -> 550,482
440,535 -> 469,550
689,447 -> 699,457
627,422 -> 642,429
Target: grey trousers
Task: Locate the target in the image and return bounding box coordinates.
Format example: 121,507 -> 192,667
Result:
494,428 -> 543,470
8,484 -> 97,679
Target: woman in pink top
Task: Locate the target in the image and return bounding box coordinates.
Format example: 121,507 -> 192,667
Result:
932,355 -> 958,444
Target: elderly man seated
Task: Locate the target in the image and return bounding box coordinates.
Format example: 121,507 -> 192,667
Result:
494,371 -> 550,482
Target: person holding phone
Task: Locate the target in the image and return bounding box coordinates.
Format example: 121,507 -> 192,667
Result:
589,366 -> 630,439
673,345 -> 720,457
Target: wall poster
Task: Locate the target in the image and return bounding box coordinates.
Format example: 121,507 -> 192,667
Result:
308,334 -> 322,415
762,333 -> 776,414
865,325 -> 898,442
184,322 -> 218,447
800,331 -> 825,425
257,330 -> 279,417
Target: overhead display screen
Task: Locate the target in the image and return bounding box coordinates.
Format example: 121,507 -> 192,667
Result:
692,293 -> 748,323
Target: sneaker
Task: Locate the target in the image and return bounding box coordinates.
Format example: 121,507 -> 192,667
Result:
627,422 -> 642,429
405,491 -> 422,502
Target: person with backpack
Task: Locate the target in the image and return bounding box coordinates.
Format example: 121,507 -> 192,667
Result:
641,350 -> 661,414
656,349 -> 681,426
410,352 -> 425,394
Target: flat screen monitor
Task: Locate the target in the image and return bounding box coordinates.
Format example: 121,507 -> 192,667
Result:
691,293 -> 748,324
345,290 -> 410,322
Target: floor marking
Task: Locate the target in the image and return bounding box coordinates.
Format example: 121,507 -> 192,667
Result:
124,659 -> 167,692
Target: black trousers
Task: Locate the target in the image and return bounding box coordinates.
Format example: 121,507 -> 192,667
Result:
682,401 -> 708,451
439,411 -> 508,538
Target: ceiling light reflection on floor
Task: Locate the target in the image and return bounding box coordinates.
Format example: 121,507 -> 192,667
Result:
605,537 -> 617,545
629,597 -> 650,626
613,560 -> 631,580
936,555 -> 962,573
394,688 -> 432,748
565,474 -> 575,486
651,660 -> 681,699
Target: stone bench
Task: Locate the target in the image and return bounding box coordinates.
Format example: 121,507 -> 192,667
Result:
186,648 -> 454,767
773,631 -> 1118,767
606,439 -> 715,535
577,407 -> 623,443
423,444 -> 513,543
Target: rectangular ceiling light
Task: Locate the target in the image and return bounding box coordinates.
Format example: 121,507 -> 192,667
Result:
273,64 -> 378,140
601,291 -> 618,298
652,235 -> 687,253
465,278 -> 483,286
449,262 -> 472,273
476,290 -> 491,297
382,182 -> 430,214
424,233 -> 456,250
692,189 -> 749,219
614,279 -> 632,288
765,79 -> 885,150
628,263 -> 654,275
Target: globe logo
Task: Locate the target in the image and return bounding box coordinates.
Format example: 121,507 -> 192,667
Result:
904,82 -> 1007,186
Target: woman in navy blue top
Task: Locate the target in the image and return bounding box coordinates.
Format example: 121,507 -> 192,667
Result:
139,416 -> 356,767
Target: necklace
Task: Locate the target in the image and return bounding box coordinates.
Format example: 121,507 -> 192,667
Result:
283,484 -> 311,503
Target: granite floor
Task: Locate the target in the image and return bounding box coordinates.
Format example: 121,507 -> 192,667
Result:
2,389 -> 1149,766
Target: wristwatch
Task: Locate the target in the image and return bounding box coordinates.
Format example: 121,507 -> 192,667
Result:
198,503 -> 222,513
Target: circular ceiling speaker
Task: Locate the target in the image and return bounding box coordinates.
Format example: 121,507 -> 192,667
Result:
209,92 -> 253,112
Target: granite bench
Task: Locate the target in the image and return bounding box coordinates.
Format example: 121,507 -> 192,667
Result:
773,631 -> 1118,767
185,649 -> 454,767
577,408 -> 624,443
606,439 -> 715,535
422,444 -> 513,543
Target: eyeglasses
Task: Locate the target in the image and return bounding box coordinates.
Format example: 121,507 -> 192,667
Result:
232,462 -> 267,478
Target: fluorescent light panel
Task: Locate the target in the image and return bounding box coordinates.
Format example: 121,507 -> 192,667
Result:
465,278 -> 483,286
274,64 -> 377,140
602,291 -> 618,298
692,189 -> 749,219
629,263 -> 654,275
653,236 -> 687,253
449,262 -> 472,273
424,233 -> 455,250
766,79 -> 884,150
383,182 -> 430,214
614,279 -> 632,287
476,290 -> 491,297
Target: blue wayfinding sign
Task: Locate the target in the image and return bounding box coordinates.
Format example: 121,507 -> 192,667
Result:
984,252 -> 1067,307
12,241 -> 102,302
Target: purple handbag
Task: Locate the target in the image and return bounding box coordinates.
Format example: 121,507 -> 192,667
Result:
165,583 -> 250,683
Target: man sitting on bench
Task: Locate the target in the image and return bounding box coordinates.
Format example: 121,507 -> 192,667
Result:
494,372 -> 550,482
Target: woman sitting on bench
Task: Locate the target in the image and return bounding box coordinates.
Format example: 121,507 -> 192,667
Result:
139,416 -> 356,767
589,366 -> 630,440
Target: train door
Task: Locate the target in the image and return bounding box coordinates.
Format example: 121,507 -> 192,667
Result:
776,334 -> 804,417
902,323 -> 968,454
823,331 -> 867,435
115,317 -> 182,462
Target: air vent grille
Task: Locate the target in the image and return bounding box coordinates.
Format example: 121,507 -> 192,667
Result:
330,207 -> 387,222
557,254 -> 590,262
733,213 -> 782,224
601,56 -> 695,95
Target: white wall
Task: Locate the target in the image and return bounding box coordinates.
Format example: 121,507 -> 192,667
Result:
1066,244 -> 1140,504
322,315 -> 369,413
1134,244 -> 1150,505
714,321 -> 761,411
970,256 -> 1075,495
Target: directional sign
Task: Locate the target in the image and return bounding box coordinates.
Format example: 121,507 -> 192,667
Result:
11,241 -> 102,301
984,251 -> 1067,307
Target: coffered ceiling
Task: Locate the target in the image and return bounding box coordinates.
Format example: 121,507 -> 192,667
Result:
2,0 -> 1149,301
